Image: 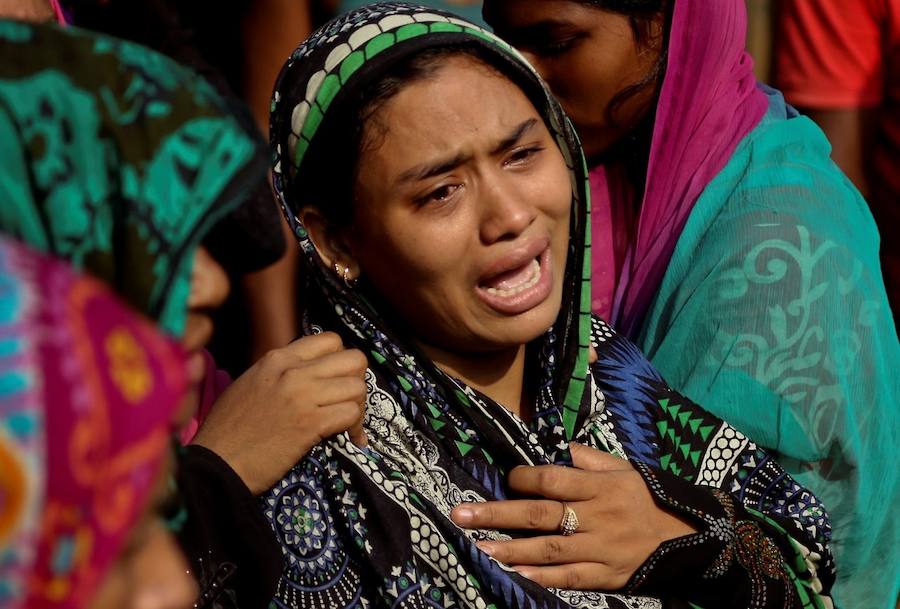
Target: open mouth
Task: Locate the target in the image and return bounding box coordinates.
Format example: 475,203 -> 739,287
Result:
483,257 -> 542,297
475,246 -> 553,315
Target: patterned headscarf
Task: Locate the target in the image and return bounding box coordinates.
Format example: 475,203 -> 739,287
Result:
0,20 -> 267,336
0,236 -> 187,609
271,2 -> 593,442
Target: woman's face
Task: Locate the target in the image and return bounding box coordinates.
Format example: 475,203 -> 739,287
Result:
317,56 -> 572,355
86,248 -> 227,609
183,247 -> 229,387
484,0 -> 663,159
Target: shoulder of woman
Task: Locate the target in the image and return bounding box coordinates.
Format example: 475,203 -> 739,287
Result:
687,113 -> 879,265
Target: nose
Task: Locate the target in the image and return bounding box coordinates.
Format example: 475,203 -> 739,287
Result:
479,172 -> 536,245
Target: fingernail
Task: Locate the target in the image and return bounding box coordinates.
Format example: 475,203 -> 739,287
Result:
476,541 -> 494,556
513,567 -> 534,580
453,506 -> 474,524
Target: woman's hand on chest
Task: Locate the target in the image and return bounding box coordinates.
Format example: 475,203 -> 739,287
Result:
450,443 -> 696,591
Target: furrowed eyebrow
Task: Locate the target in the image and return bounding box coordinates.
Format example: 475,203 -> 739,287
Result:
397,151 -> 472,185
396,119 -> 540,186
490,118 -> 540,156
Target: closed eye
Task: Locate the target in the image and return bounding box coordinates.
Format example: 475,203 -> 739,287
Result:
535,37 -> 579,57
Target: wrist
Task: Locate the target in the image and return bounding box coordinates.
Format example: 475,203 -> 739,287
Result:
190,437 -> 260,495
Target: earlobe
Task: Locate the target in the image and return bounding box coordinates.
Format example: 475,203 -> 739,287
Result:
298,208 -> 361,282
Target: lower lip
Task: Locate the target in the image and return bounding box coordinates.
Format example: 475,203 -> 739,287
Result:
186,351 -> 206,386
475,247 -> 554,315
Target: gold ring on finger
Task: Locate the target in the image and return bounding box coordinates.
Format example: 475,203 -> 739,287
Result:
558,502 -> 579,536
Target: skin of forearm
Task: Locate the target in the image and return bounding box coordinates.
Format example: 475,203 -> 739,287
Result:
800,106 -> 876,199
239,0 -> 313,361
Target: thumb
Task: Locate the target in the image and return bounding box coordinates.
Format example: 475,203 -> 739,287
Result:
588,345 -> 598,365
349,408 -> 368,448
569,442 -> 628,472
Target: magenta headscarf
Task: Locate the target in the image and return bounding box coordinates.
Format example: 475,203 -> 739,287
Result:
0,238 -> 187,609
591,0 -> 768,336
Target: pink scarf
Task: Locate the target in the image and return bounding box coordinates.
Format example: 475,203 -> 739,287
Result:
0,238 -> 187,609
591,0 -> 768,336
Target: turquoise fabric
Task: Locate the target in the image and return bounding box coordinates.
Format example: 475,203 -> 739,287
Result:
638,87 -> 900,609
335,0 -> 486,26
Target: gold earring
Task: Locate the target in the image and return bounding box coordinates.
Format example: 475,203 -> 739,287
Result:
333,262 -> 358,289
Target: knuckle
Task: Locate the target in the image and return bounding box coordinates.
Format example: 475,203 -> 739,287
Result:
260,348 -> 284,368
564,569 -> 582,590
347,349 -> 368,371
542,538 -> 563,563
352,379 -> 368,400
317,331 -> 343,349
280,367 -> 306,387
482,504 -> 497,525
537,468 -> 560,493
526,502 -> 547,528
609,567 -> 630,590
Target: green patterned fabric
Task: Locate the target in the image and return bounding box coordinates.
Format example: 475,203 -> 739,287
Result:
638,87 -> 900,609
0,20 -> 265,335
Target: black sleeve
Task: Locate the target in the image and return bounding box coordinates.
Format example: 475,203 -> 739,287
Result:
588,317 -> 834,608
176,444 -> 283,609
623,461 -> 830,609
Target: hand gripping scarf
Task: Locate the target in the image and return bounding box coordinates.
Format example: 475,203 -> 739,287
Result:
0,20 -> 266,336
268,4 -> 834,609
0,237 -> 187,609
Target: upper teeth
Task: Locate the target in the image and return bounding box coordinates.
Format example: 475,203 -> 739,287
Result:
485,259 -> 541,297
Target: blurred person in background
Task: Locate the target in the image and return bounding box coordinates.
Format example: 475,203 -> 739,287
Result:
0,18 -> 367,608
0,22 -> 196,606
774,0 -> 899,327
60,0 -> 315,374
0,236 -> 196,609
774,4 -> 900,605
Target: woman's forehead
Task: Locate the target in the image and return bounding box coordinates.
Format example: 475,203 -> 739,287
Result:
362,57 -> 543,162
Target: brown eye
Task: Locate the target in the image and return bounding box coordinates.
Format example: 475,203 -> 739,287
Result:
529,33 -> 586,59
505,146 -> 543,167
418,184 -> 461,206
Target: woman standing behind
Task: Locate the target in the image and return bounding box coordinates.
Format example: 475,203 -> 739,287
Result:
483,1 -> 899,608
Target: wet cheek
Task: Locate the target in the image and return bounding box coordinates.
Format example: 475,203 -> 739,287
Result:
390,227 -> 466,278
539,161 -> 575,222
